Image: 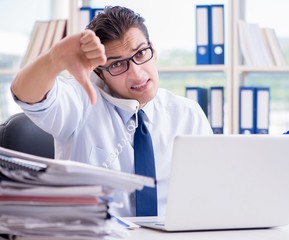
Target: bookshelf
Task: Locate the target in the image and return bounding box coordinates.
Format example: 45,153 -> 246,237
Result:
159,0 -> 233,134
1,0 -> 289,134
154,0 -> 289,134
232,0 -> 289,134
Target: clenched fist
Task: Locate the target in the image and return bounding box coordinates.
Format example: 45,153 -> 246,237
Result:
52,30 -> 107,104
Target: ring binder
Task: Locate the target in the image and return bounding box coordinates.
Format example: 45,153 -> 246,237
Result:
0,154 -> 47,173
239,87 -> 270,134
185,87 -> 208,117
210,4 -> 225,64
196,5 -> 211,65
209,86 -> 224,134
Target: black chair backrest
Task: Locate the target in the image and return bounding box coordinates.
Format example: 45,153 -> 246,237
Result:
0,113 -> 54,158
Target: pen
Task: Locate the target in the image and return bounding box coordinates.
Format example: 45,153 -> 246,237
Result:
111,215 -> 140,229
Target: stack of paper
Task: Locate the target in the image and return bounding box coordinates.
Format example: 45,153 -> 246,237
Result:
0,147 -> 154,240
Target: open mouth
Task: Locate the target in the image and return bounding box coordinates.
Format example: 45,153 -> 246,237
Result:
131,80 -> 149,89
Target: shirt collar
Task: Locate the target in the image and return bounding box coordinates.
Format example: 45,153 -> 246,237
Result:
141,99 -> 154,124
116,107 -> 133,125
116,98 -> 154,125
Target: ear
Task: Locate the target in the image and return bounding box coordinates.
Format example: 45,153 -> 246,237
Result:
150,41 -> 158,60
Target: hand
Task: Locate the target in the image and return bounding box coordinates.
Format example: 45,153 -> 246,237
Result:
53,30 -> 106,104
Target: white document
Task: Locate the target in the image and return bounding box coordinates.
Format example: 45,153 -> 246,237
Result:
0,146 -> 155,192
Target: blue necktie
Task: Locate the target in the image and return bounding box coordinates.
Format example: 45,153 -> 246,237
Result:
134,110 -> 158,216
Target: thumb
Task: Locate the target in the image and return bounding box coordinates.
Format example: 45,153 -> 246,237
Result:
75,69 -> 97,105
82,78 -> 97,105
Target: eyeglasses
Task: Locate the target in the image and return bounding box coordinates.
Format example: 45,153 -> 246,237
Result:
96,45 -> 153,76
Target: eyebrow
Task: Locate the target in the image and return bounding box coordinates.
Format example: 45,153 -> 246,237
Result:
106,42 -> 147,61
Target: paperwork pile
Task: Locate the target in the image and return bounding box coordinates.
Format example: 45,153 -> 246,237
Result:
0,147 -> 154,239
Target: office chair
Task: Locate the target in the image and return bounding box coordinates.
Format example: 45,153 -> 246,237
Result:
0,112 -> 54,158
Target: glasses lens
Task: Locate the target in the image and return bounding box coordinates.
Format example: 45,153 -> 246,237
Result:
106,46 -> 153,76
133,47 -> 153,65
108,60 -> 129,76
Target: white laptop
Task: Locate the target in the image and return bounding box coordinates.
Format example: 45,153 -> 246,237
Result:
128,135 -> 289,231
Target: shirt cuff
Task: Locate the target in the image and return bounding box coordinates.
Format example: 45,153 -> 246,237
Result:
11,82 -> 58,113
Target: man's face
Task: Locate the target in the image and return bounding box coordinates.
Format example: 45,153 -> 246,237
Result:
101,27 -> 159,108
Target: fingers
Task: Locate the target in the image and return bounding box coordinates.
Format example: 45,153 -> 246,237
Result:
57,30 -> 105,104
80,29 -> 96,44
80,30 -> 106,67
80,29 -> 101,47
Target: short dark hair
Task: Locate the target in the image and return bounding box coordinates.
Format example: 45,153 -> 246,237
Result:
87,6 -> 150,44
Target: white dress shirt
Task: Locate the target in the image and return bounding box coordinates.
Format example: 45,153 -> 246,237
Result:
14,76 -> 213,217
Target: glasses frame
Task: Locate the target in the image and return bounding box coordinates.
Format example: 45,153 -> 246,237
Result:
96,44 -> 153,77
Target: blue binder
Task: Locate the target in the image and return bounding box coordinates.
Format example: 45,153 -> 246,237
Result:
79,7 -> 103,31
239,87 -> 256,134
185,87 -> 208,117
196,5 -> 211,65
210,4 -> 225,64
255,87 -> 270,134
239,87 -> 270,134
91,8 -> 104,19
209,86 -> 224,134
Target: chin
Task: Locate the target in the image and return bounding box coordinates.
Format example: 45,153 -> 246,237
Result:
138,91 -> 157,106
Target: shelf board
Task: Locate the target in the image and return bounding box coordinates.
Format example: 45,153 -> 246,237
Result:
158,65 -> 228,73
237,66 -> 289,73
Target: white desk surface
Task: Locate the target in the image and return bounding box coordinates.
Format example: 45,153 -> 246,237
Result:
127,225 -> 289,240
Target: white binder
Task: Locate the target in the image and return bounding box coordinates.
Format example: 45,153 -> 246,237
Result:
209,87 -> 224,134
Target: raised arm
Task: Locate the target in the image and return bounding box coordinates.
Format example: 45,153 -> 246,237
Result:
11,30 -> 106,104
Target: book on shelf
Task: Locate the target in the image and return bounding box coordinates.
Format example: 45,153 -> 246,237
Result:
20,21 -> 49,67
21,19 -> 67,68
40,20 -> 58,53
238,20 -> 287,66
0,146 -> 153,239
262,27 -> 287,66
51,19 -> 67,46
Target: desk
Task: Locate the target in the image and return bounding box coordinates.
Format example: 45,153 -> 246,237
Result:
128,225 -> 289,240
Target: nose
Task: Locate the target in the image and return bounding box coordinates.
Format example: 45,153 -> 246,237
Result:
127,60 -> 144,80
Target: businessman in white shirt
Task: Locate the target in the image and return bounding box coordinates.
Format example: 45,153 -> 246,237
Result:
11,6 -> 213,217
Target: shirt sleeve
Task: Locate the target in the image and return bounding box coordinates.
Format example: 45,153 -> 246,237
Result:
11,75 -> 93,140
11,81 -> 58,113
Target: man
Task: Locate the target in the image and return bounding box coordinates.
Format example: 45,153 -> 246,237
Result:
11,6 -> 213,217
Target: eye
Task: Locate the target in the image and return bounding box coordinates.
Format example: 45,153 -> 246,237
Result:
110,60 -> 126,69
135,49 -> 147,59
